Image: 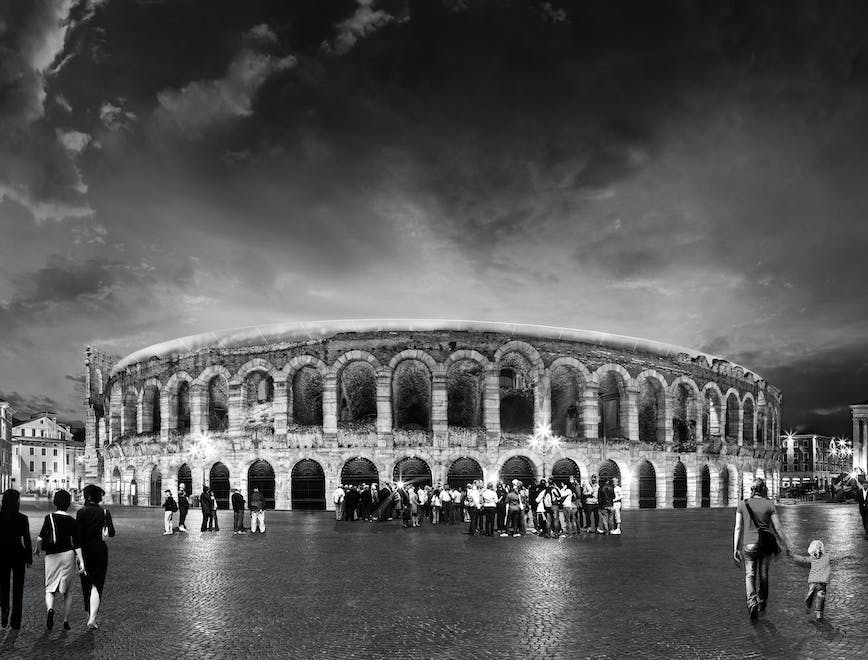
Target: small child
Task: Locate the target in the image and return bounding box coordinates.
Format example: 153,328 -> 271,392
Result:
789,540 -> 831,619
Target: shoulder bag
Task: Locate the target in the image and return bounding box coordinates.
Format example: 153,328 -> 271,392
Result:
743,500 -> 780,556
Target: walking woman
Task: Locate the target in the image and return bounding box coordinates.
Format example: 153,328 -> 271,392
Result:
200,486 -> 213,532
77,484 -> 116,629
0,489 -> 32,631
34,489 -> 84,631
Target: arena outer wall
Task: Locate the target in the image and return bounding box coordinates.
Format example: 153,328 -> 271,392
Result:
82,320 -> 783,510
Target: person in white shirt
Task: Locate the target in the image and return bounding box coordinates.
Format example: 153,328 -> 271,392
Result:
612,478 -> 623,535
332,485 -> 345,521
481,483 -> 498,536
440,486 -> 452,524
559,484 -> 576,535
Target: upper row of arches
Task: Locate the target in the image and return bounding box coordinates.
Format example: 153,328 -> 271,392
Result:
107,342 -> 778,446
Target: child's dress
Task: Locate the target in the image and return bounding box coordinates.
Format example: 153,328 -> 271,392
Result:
791,552 -> 831,617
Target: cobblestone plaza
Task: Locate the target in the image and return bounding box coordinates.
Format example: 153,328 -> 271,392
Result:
2,503 -> 866,659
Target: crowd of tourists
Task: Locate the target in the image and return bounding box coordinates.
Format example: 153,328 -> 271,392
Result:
331,474 -> 624,538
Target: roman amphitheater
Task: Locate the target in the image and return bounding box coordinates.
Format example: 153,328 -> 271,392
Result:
82,320 -> 782,510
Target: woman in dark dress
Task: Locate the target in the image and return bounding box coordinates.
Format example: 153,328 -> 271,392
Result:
0,489 -> 32,631
76,484 -> 115,629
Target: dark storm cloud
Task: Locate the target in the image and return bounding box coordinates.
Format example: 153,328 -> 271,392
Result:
0,390 -> 63,416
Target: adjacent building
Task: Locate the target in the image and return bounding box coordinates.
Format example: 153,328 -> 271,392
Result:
0,402 -> 12,491
12,412 -> 86,495
850,400 -> 868,476
779,433 -> 853,495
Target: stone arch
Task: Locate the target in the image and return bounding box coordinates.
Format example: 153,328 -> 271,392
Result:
446,355 -> 486,428
291,458 -> 326,510
598,458 -> 621,486
149,464 -> 162,506
247,459 -> 276,509
701,382 -> 724,440
388,349 -> 439,373
391,358 -> 432,430
209,461 -> 231,509
207,374 -> 230,432
193,364 -> 233,388
551,457 -> 581,484
550,358 -> 591,439
233,358 -> 279,386
446,456 -> 484,488
177,463 -> 193,494
139,378 -> 162,434
498,455 -> 537,486
672,460 -> 687,508
236,359 -> 277,411
285,355 -> 329,379
121,387 -> 138,436
340,456 -> 380,487
111,466 -> 123,505
724,389 -> 741,442
671,376 -> 701,446
292,365 -> 324,426
700,464 -> 711,507
164,372 -> 193,433
443,349 -> 490,371
392,455 -> 433,487
742,394 -> 755,446
636,370 -> 668,444
637,459 -> 657,509
493,340 -> 544,372
496,345 -> 542,434
335,354 -> 378,427
596,365 -> 629,440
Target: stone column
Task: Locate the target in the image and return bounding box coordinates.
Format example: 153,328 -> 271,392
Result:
686,465 -> 697,507
228,381 -> 243,435
581,383 -> 600,440
431,370 -> 448,446
483,367 -> 501,441
160,391 -> 171,442
661,391 -> 674,446
322,373 -> 338,438
709,469 -> 721,507
737,407 -> 745,447
137,393 -> 146,434
273,378 -> 288,437
535,371 -> 551,432
625,387 -> 640,443
376,369 -> 392,441
656,462 -> 668,509
190,387 -> 206,437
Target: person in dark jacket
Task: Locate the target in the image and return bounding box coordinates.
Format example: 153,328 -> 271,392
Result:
0,489 -> 32,631
77,484 -> 115,630
177,484 -> 189,533
231,488 -> 245,534
359,484 -> 372,521
163,490 -> 177,535
200,487 -> 214,532
249,488 -> 265,534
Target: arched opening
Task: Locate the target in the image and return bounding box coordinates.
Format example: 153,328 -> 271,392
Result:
551,458 -> 580,485
756,408 -> 766,447
129,478 -> 138,506
673,461 -> 687,508
149,466 -> 162,506
598,459 -> 621,487
638,460 -> 656,509
702,389 -> 722,440
392,360 -> 431,430
725,392 -> 740,442
209,462 -> 230,509
122,390 -> 137,436
638,377 -> 665,444
340,457 -> 379,488
177,463 -> 192,494
142,384 -> 161,433
293,366 -> 324,426
700,465 -> 711,508
291,459 -> 325,510
207,376 -> 229,431
337,362 -> 377,427
247,459 -> 275,510
446,359 -> 484,428
720,467 -> 730,506
446,457 -> 483,489
498,352 -> 535,434
551,366 -> 583,438
743,399 -> 755,446
243,371 -> 274,429
176,382 -> 191,433
672,384 -> 694,446
393,456 -> 433,487
598,371 -> 624,439
112,467 -> 123,505
499,455 -> 536,486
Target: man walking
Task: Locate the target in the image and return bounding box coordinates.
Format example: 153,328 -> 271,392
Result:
231,488 -> 246,534
855,477 -> 868,539
177,484 -> 189,532
332,484 -> 345,521
249,487 -> 266,534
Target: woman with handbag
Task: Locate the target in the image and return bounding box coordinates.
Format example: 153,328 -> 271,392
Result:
0,489 -> 32,631
34,489 -> 84,631
76,484 -> 116,629
733,477 -> 791,620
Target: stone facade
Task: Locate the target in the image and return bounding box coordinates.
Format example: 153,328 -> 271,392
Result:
84,320 -> 783,509
0,402 -> 12,492
850,401 -> 868,476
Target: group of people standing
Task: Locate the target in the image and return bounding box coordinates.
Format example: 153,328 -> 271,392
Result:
332,474 -> 624,538
161,484 -> 266,535
0,485 -> 115,634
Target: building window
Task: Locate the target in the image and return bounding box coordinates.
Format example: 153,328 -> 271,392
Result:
29,448 -> 34,455
53,448 -> 57,456
66,455 -> 69,465
41,448 -> 46,456
41,430 -> 45,438
29,460 -> 34,471
41,461 -> 46,474
53,462 -> 58,472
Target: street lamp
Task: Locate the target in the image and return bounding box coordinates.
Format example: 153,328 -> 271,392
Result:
530,422 -> 560,481
187,431 -> 214,492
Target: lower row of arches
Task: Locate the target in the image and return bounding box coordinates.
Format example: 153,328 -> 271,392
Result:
112,456 -> 763,511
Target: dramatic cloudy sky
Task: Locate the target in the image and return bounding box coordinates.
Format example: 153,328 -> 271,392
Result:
1,0 -> 867,434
